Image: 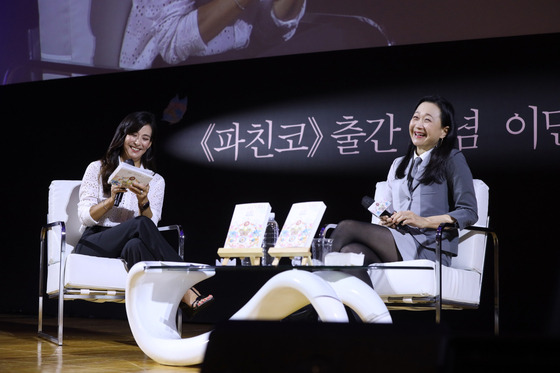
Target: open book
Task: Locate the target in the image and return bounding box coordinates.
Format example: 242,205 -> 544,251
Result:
275,201 -> 327,249
108,162 -> 154,188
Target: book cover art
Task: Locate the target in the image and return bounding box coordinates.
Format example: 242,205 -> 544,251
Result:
223,203 -> 272,249
275,201 -> 326,249
108,162 -> 154,188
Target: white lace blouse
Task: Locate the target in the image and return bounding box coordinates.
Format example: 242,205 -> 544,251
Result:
77,160 -> 165,232
120,0 -> 306,69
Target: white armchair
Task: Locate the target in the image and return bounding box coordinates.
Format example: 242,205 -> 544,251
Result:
38,180 -> 184,345
319,179 -> 499,334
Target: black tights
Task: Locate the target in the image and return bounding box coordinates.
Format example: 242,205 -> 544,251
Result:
331,220 -> 402,264
330,220 -> 402,287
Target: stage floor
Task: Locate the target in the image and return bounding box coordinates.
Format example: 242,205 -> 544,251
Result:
2,313 -> 559,372
0,314 -> 212,372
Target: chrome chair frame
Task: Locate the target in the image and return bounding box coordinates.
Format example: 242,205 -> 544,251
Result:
38,190 -> 184,345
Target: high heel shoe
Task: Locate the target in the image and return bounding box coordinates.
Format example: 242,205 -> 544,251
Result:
179,289 -> 214,319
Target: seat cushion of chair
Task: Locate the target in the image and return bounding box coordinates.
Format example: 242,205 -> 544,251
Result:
47,254 -> 128,294
368,260 -> 482,305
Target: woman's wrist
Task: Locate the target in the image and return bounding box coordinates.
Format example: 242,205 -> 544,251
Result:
102,198 -> 113,211
137,195 -> 149,206
138,200 -> 150,212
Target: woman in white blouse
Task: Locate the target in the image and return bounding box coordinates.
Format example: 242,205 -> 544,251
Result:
74,111 -> 213,316
120,0 -> 306,69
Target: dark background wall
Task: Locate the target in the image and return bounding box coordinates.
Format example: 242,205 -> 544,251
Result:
1,1 -> 559,337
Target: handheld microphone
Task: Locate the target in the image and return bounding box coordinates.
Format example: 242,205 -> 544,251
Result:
114,159 -> 134,207
361,196 -> 392,218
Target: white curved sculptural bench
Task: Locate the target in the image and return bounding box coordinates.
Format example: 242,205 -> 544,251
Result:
126,261 -> 391,366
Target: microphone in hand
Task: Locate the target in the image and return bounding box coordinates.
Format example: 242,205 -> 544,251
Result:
361,196 -> 406,227
114,159 -> 134,207
361,196 -> 392,218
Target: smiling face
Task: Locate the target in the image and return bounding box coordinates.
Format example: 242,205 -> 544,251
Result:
409,101 -> 449,155
121,124 -> 152,166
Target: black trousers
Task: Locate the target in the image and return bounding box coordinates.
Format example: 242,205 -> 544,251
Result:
74,216 -> 182,270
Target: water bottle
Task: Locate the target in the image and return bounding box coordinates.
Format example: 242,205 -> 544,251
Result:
262,212 -> 279,266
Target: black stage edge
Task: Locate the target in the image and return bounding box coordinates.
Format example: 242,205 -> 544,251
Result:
201,320 -> 560,373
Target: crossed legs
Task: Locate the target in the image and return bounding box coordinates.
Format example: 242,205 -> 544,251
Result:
331,220 -> 402,264
75,216 -> 211,308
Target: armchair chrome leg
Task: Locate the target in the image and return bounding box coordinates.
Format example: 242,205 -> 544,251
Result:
38,295 -> 44,336
491,230 -> 500,336
38,224 -> 63,346
37,222 -> 66,346
37,299 -> 63,345
435,223 -> 451,325
57,292 -> 64,345
466,225 -> 500,336
37,293 -> 64,346
38,230 -> 46,340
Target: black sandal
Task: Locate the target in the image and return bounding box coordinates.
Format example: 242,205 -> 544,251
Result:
179,288 -> 214,319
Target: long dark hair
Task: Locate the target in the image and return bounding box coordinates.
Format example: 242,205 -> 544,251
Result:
100,112 -> 157,195
395,95 -> 458,184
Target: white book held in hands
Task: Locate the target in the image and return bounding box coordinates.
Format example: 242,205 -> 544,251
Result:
108,162 -> 154,188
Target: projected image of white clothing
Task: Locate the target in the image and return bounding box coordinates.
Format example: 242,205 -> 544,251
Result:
119,0 -> 306,69
26,0 -> 560,83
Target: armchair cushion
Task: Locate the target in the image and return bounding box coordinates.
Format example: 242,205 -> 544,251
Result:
47,253 -> 128,295
369,259 -> 482,305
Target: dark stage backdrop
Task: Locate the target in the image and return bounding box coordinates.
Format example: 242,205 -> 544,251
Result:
1,33 -> 559,335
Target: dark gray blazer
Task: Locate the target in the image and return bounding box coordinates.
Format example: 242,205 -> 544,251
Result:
383,148 -> 478,256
